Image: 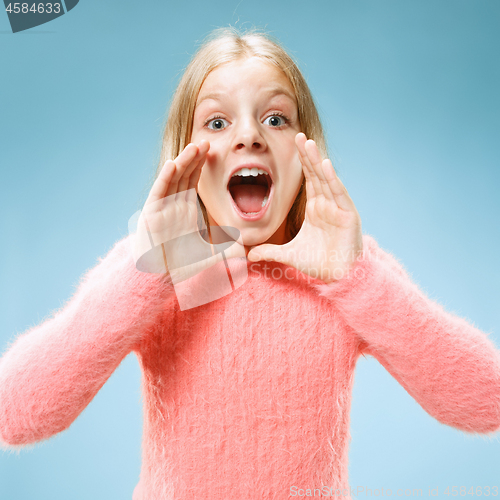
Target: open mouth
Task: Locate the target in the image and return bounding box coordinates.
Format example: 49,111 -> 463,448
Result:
227,167 -> 273,219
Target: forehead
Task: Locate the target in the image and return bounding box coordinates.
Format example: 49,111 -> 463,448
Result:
196,57 -> 296,106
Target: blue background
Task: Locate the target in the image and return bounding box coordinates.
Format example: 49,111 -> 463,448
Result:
1,0 -> 499,498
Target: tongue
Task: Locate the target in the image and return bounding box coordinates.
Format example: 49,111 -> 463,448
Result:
230,184 -> 267,213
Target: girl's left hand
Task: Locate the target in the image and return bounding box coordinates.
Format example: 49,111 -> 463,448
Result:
247,133 -> 363,283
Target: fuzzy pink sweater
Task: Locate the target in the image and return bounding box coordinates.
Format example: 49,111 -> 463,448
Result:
1,234 -> 500,499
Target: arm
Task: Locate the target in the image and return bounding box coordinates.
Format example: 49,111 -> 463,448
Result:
314,234 -> 500,434
0,140 -> 212,450
0,235 -> 175,448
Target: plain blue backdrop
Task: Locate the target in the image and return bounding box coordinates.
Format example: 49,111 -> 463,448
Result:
1,1 -> 499,498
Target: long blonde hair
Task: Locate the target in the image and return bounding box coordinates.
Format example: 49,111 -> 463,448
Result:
150,27 -> 329,239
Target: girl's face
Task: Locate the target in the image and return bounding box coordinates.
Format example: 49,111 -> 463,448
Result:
191,57 -> 303,249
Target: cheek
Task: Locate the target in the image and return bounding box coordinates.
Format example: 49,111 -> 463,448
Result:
285,149 -> 304,183
199,153 -> 219,188
197,170 -> 213,202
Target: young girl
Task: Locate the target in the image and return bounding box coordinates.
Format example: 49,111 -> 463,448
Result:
1,27 -> 499,499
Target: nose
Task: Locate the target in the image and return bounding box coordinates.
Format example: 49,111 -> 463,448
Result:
233,117 -> 267,152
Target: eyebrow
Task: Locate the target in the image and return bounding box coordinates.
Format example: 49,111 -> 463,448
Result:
196,86 -> 296,106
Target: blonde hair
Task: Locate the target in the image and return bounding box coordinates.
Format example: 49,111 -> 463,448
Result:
152,27 -> 328,239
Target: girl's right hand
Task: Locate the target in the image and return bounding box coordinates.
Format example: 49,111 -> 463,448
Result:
131,141 -> 245,283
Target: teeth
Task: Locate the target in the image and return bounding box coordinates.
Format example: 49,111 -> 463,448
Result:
232,167 -> 269,177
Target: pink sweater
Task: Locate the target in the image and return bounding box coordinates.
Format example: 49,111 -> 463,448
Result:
1,234 -> 499,499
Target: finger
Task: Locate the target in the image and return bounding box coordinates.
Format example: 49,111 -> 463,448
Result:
165,143 -> 199,197
187,154 -> 206,191
304,171 -> 316,200
178,140 -> 210,193
185,140 -> 209,192
247,243 -> 286,264
145,159 -> 177,206
295,133 -> 316,198
297,151 -> 316,199
295,134 -> 322,199
321,159 -> 358,212
304,139 -> 336,202
184,185 -> 199,206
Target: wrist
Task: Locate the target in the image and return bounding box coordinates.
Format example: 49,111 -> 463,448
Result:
313,235 -> 382,295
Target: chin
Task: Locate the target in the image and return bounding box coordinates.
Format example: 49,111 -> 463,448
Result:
238,218 -> 288,247
207,216 -> 282,249
240,229 -> 274,247
202,198 -> 288,247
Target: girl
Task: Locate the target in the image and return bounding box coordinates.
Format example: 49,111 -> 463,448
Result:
1,27 -> 500,499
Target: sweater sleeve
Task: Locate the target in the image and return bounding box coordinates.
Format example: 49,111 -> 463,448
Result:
314,234 -> 500,435
0,235 -> 175,449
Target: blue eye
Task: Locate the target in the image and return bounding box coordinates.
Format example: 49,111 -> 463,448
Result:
264,115 -> 287,127
206,117 -> 229,130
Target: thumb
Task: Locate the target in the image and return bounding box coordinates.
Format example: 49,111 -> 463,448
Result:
247,243 -> 287,264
